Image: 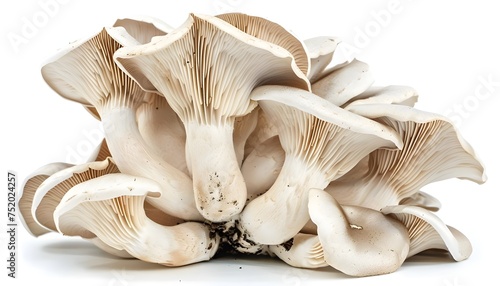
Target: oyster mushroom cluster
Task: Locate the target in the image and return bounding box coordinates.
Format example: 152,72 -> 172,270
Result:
19,13 -> 486,277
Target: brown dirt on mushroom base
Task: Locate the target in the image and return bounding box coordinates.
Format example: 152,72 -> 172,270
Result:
280,237 -> 294,251
209,219 -> 270,256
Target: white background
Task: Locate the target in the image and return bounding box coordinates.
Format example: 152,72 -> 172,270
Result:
1,0 -> 499,285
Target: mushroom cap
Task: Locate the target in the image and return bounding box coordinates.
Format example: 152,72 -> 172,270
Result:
400,191 -> 441,212
251,85 -> 403,160
18,162 -> 73,237
328,104 -> 485,210
41,26 -> 145,110
381,205 -> 472,261
216,12 -> 309,77
347,104 -> 487,184
303,36 -> 341,82
309,189 -> 409,277
113,15 -> 172,44
114,13 -> 310,123
54,173 -> 161,239
342,85 -> 419,109
31,157 -> 119,233
53,173 -> 218,266
312,59 -> 374,106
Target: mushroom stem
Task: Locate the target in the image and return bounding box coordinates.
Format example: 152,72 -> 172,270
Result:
101,107 -> 202,221
185,120 -> 246,222
54,174 -> 218,266
239,155 -> 328,245
309,189 -> 409,277
137,94 -> 188,174
119,217 -> 215,265
241,135 -> 285,203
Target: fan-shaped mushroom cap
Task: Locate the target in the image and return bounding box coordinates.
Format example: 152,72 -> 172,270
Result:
312,59 -> 374,106
268,233 -> 327,269
114,13 -> 309,222
113,15 -> 172,44
41,26 -> 144,110
328,104 -> 486,210
400,191 -> 441,212
18,160 -> 134,260
303,36 -> 340,82
382,205 -> 472,261
342,85 -> 419,109
237,85 -> 402,245
216,12 -> 309,77
309,189 -> 409,277
18,162 -> 73,237
54,173 -> 219,266
31,157 -> 119,233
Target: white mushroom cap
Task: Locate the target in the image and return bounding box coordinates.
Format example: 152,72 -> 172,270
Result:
41,26 -> 144,110
54,173 -> 219,266
303,36 -> 341,82
328,104 -> 486,210
18,162 -> 73,237
381,205 -> 472,261
216,12 -> 309,77
342,85 -> 419,109
312,59 -> 374,106
238,85 -> 402,245
114,13 -> 310,222
31,157 -> 119,233
113,15 -> 172,44
400,191 -> 441,212
114,13 -> 309,100
268,233 -> 327,269
19,157 -> 139,258
53,173 -> 162,239
309,189 -> 409,277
